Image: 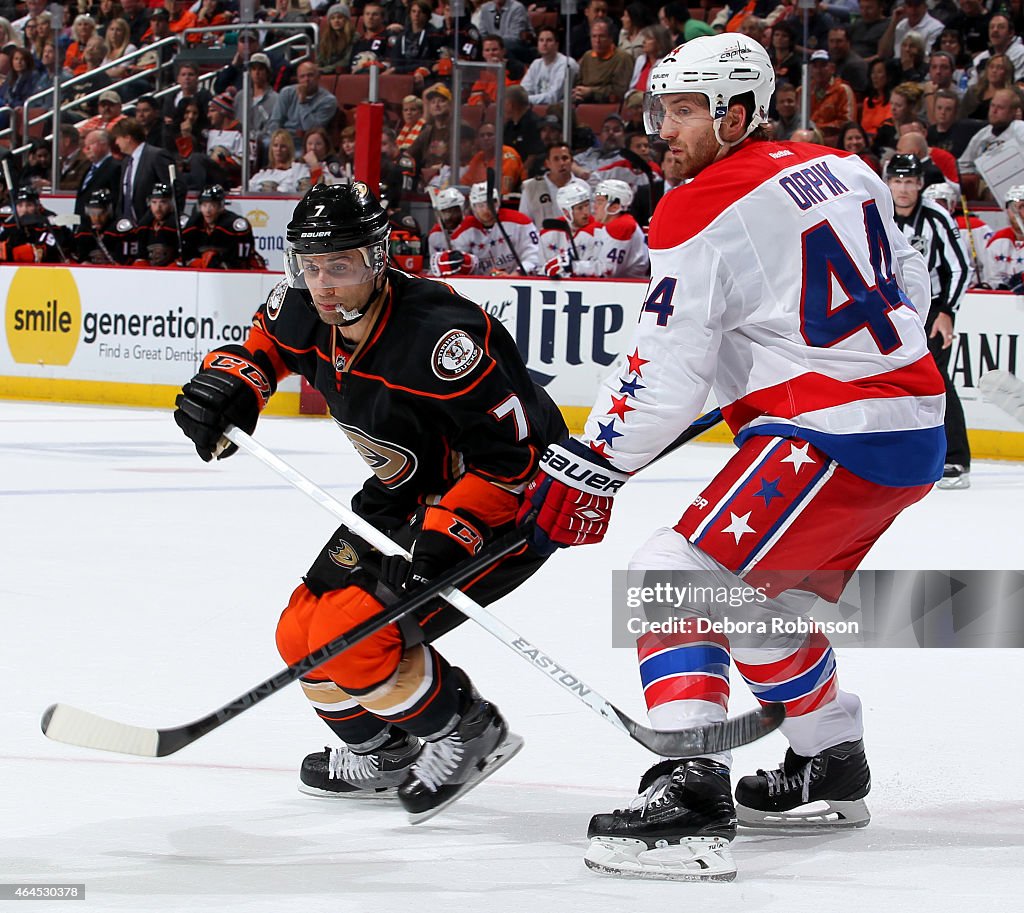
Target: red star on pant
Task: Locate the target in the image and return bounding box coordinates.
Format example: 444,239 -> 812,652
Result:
626,348 -> 649,377
607,394 -> 635,421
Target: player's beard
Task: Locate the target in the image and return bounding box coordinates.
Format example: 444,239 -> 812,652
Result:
672,129 -> 722,180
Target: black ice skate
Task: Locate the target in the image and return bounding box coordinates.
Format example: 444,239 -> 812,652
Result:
298,733 -> 421,799
937,463 -> 970,489
398,697 -> 523,824
584,758 -> 738,882
735,739 -> 871,829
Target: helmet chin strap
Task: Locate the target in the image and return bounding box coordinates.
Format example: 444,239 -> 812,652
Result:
334,270 -> 389,326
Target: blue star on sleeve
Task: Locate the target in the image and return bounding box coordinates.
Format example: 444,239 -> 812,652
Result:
618,377 -> 645,396
596,419 -> 623,447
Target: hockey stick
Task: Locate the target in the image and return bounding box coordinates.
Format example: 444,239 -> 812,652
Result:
542,217 -> 580,260
487,165 -> 527,276
979,369 -> 1024,426
168,163 -> 187,267
42,409 -> 763,759
2,159 -> 70,263
219,416 -> 781,759
959,192 -> 983,285
41,532 -> 530,757
429,188 -> 454,248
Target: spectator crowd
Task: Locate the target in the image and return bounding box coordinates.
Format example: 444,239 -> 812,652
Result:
0,0 -> 1022,282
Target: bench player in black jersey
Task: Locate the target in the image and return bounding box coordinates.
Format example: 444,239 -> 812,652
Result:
174,182 -> 566,822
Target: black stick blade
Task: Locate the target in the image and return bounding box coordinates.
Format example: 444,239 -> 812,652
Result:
620,703 -> 785,758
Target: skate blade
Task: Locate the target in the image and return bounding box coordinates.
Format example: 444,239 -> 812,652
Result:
406,732 -> 525,825
736,798 -> 870,830
297,782 -> 399,800
583,836 -> 737,883
936,475 -> 970,490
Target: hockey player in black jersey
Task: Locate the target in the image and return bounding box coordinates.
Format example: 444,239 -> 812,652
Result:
0,187 -> 69,263
132,183 -> 181,267
174,182 -> 566,822
181,184 -> 265,270
73,189 -> 136,264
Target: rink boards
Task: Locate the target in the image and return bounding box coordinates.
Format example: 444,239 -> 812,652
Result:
1,264 -> 1023,459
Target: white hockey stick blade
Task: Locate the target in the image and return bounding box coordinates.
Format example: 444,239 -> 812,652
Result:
42,704 -> 159,757
978,370 -> 1024,426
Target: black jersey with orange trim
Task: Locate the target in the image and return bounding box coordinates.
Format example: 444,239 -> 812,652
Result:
73,220 -> 137,264
133,212 -> 181,257
0,218 -> 68,263
245,269 -> 566,528
181,208 -> 258,269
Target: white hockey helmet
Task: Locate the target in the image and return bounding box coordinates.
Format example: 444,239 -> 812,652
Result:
922,182 -> 958,211
594,178 -> 634,212
1004,185 -> 1024,205
469,181 -> 498,208
644,33 -> 775,148
432,186 -> 465,213
556,182 -> 592,216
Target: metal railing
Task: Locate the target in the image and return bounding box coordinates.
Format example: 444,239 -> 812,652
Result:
449,60 -> 506,194
7,21 -> 317,191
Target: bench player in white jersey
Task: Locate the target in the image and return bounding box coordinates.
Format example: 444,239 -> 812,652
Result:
541,183 -> 602,277
983,185 -> 1024,292
426,187 -> 468,277
518,34 -> 944,881
922,182 -> 989,287
450,182 -> 542,276
592,179 -> 649,278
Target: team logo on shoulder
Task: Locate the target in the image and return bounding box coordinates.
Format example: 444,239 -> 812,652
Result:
328,539 -> 359,568
431,330 -> 483,381
337,421 -> 418,487
116,218 -> 133,232
265,280 -> 288,320
233,217 -> 249,232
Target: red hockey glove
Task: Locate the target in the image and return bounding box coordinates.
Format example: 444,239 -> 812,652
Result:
517,438 -> 629,556
544,251 -> 573,278
436,249 -> 475,277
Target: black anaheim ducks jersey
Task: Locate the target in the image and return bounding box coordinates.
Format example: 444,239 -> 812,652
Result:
245,269 -> 567,528
134,211 -> 181,256
182,209 -> 257,269
73,218 -> 136,264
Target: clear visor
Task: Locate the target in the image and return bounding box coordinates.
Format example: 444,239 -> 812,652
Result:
284,245 -> 383,290
643,93 -> 669,136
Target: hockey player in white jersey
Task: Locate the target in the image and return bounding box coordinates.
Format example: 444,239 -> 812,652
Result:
426,187 -> 468,277
518,34 -> 944,881
984,184 -> 1024,292
922,182 -> 988,287
541,183 -> 602,277
592,179 -> 649,278
450,182 -> 542,276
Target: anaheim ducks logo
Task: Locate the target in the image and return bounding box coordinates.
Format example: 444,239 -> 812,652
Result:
432,330 -> 483,381
328,539 -> 359,568
265,280 -> 288,320
338,422 -> 417,487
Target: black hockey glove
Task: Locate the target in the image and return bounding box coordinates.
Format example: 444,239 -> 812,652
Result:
174,345 -> 275,461
380,506 -> 490,592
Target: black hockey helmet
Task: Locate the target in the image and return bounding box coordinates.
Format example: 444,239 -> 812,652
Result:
148,182 -> 173,200
284,182 -> 392,325
86,188 -> 113,209
887,154 -> 924,178
14,186 -> 39,203
198,183 -> 226,203
286,181 -> 390,256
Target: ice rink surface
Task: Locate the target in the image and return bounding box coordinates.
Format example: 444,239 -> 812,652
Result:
2,401 -> 1022,913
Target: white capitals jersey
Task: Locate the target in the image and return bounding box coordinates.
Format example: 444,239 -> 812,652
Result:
983,227 -> 1024,289
594,212 -> 649,278
451,209 -> 541,275
426,223 -> 450,276
583,141 -> 945,489
540,218 -> 602,269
